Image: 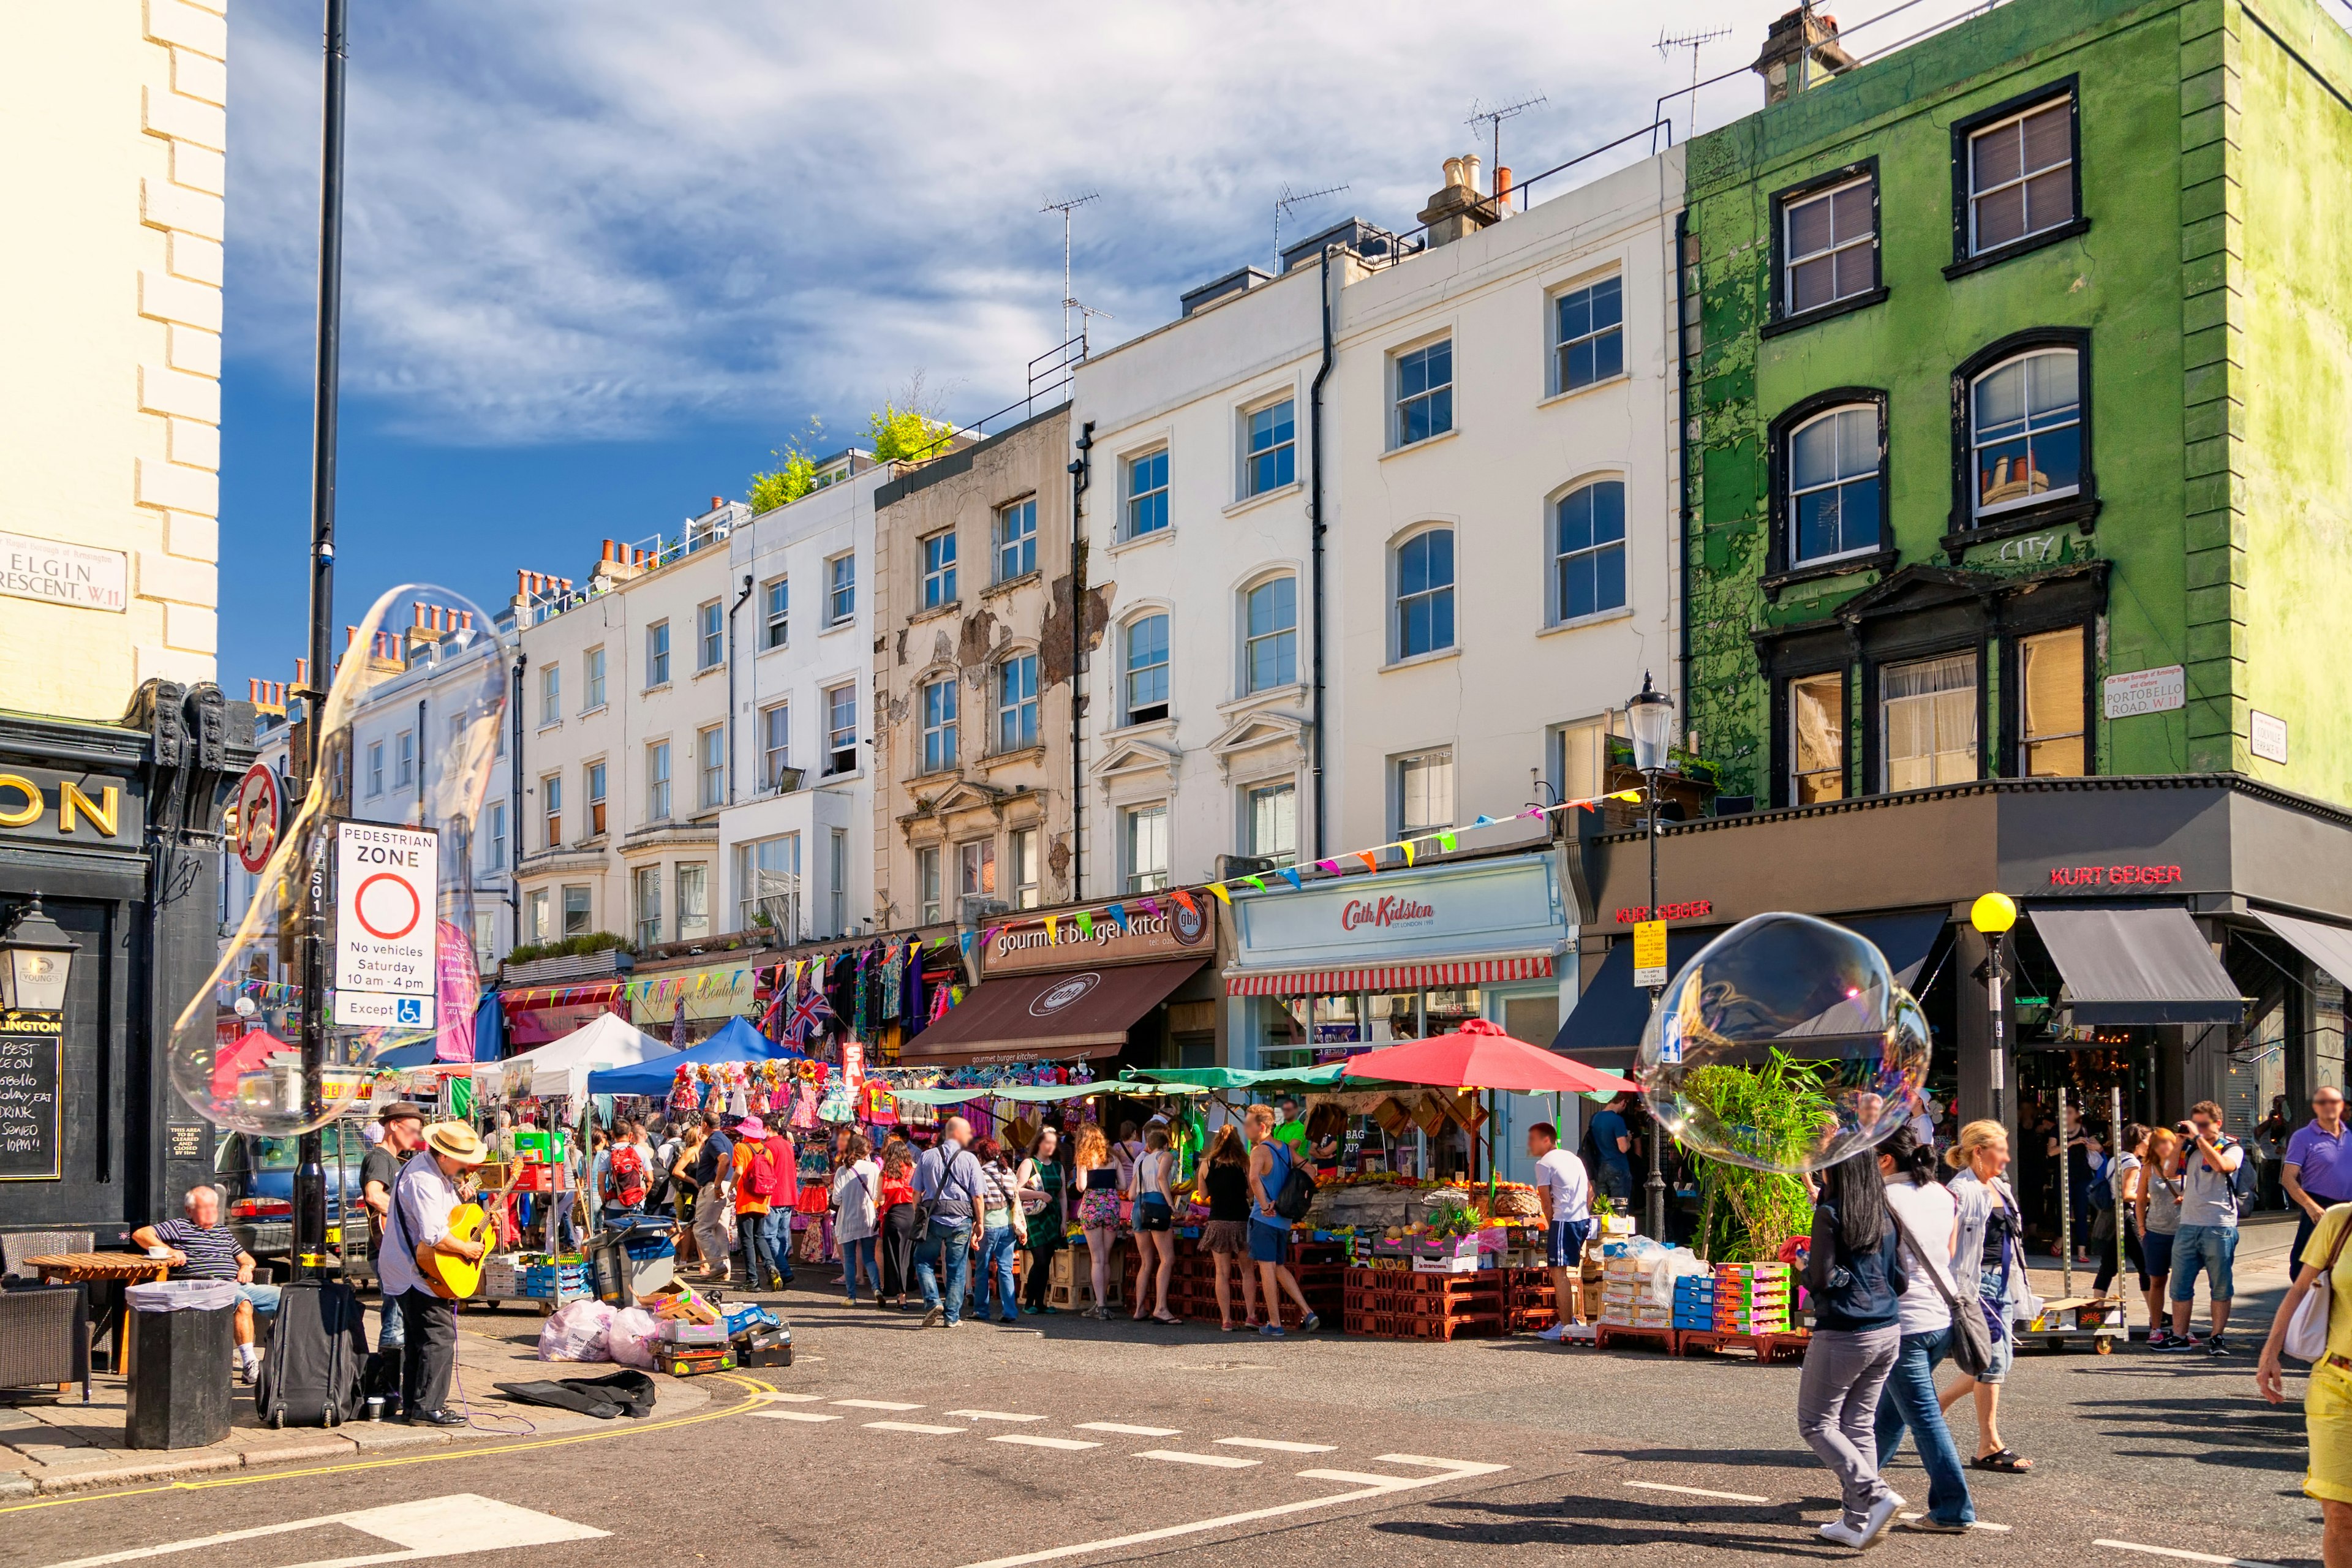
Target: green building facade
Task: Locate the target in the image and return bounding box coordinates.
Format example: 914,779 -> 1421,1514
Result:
1681,0 -> 2352,811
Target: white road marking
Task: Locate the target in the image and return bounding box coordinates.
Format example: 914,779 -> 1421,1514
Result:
756,1392 -> 825,1403
37,1494 -> 605,1568
1135,1450 -> 1258,1469
956,1457 -> 1511,1568
865,1420 -> 966,1435
949,1409 -> 1047,1422
754,1411 -> 843,1423
834,1398 -> 924,1411
1215,1438 -> 1336,1453
1898,1513 -> 2010,1532
2093,1544 -> 2282,1567
1076,1421 -> 1181,1436
991,1434 -> 1104,1452
1624,1480 -> 1772,1504
1296,1469 -> 1415,1487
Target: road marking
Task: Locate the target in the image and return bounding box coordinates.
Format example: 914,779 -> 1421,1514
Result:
991,1435 -> 1102,1452
754,1411 -> 842,1423
1135,1450 -> 1259,1469
956,1456 -> 1511,1568
2093,1543 -> 2282,1567
36,1493 -> 605,1568
1296,1469 -> 1414,1487
1215,1438 -> 1336,1453
1076,1422 -> 1181,1436
834,1399 -> 924,1411
756,1392 -> 826,1403
865,1420 -> 966,1436
1898,1513 -> 2010,1533
949,1409 -> 1047,1423
1624,1480 -> 1773,1504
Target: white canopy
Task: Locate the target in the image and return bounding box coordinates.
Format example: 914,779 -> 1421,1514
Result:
497,1011 -> 669,1101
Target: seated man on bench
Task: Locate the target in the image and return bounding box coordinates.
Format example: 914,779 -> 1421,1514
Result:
132,1186 -> 280,1384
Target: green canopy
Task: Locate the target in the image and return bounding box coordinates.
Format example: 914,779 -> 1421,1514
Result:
889,1080 -> 1208,1107
1118,1063 -> 1358,1091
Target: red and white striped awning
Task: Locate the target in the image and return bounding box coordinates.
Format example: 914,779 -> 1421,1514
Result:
1224,951 -> 1555,998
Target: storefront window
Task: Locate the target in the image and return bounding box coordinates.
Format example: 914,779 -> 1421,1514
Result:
1424,987 -> 1482,1033
1790,671 -> 1845,803
1371,991 -> 1422,1042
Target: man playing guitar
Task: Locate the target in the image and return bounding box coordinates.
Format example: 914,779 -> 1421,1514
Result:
381,1120 -> 490,1427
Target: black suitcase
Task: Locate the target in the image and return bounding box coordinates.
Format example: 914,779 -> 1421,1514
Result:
254,1280 -> 369,1428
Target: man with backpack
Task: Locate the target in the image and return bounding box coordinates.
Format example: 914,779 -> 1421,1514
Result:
601,1121 -> 650,1221
1244,1102 -> 1322,1337
736,1117 -> 799,1292
2161,1099 -> 2249,1357
730,1115 -> 783,1293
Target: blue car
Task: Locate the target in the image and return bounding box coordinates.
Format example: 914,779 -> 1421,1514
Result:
213,1121 -> 369,1268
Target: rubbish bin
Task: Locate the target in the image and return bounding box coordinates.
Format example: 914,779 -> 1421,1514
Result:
123,1280 -> 237,1450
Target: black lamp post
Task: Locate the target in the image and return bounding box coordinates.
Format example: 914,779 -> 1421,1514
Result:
0,895 -> 80,1015
1626,673 -> 1676,1243
1971,892 -> 2018,1131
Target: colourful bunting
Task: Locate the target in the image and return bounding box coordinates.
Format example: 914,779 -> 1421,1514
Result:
1242,875 -> 1267,892
1173,889 -> 1199,916
958,932 -> 974,959
1044,913 -> 1059,944
1474,814 -> 1494,827
1138,897 -> 1161,918
1316,858 -> 1340,875
1355,851 -> 1378,873
1107,902 -> 1130,932
1278,867 -> 1303,891
1076,910 -> 1095,938
1439,830 -> 1457,852
1207,883 -> 1231,905
1401,840 -> 1416,867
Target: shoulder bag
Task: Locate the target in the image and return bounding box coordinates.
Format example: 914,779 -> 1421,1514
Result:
2285,1207 -> 2352,1363
1885,1194 -> 1995,1378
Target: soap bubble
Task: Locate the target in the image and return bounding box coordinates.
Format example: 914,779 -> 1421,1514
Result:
168,584 -> 508,1136
1636,911 -> 1931,1175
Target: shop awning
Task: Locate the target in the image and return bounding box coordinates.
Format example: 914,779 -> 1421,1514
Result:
1548,913 -> 1949,1066
1224,949 -> 1555,998
2252,910 -> 2352,990
2029,906 -> 2245,1026
900,958 -> 1207,1066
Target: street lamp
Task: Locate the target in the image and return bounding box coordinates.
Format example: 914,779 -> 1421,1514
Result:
1971,892 -> 2018,1130
0,894 -> 80,1014
1626,673 -> 1676,1242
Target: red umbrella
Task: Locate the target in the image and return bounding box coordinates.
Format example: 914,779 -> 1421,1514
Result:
1341,1017 -> 1639,1095
211,1025 -> 294,1101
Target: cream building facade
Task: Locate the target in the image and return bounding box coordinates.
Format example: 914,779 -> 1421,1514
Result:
1,0 -> 227,718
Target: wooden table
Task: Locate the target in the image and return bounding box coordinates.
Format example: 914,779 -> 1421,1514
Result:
24,1254 -> 171,1373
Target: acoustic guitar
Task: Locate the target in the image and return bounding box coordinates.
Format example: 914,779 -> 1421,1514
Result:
417,1166 -> 524,1300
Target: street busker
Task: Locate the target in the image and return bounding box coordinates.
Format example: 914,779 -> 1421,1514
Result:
1798,1145 -> 1909,1549
379,1120 -> 490,1427
358,1099 -> 428,1406
1871,1124 -> 1977,1534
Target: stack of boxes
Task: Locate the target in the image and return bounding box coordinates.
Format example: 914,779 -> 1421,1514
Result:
1672,1271 -> 1716,1333
1597,1255 -> 1673,1330
1713,1261 -> 1793,1335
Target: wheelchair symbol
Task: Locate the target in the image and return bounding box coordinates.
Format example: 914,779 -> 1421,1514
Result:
395,997 -> 425,1026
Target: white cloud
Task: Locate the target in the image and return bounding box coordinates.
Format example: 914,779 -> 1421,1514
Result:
225,0 -> 2005,446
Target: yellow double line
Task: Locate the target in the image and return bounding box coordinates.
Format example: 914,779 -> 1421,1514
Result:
0,1372 -> 777,1517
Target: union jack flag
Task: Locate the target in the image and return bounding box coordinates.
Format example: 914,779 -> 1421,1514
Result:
785,983 -> 832,1047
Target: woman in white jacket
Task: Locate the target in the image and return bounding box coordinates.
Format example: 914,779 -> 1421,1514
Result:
831,1131 -> 882,1306
1939,1119 -> 2036,1475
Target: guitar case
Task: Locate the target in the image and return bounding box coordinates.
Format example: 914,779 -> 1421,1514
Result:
254,1279 -> 369,1428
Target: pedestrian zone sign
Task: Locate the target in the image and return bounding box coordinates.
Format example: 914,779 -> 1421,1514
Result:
333,821 -> 438,1028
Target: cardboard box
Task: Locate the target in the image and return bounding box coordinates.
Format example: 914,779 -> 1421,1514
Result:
639,1280 -> 722,1325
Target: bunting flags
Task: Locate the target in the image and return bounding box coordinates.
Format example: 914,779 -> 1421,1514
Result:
1241,875 -> 1267,892
1075,910 -> 1095,939
1106,902 -> 1131,933
1278,867 -> 1303,891
1172,889 -> 1199,916
1316,858 -> 1341,875
1044,913 -> 1060,944
1438,829 -> 1458,852
1355,851 -> 1378,872
1401,840 -> 1416,867
1206,883 -> 1231,905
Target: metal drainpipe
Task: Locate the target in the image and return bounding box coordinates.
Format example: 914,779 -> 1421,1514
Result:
1309,244 -> 1336,859
1673,209 -> 1694,745
1067,422 -> 1095,897
510,650 -> 525,948
415,696 -> 426,817
726,571 -> 753,805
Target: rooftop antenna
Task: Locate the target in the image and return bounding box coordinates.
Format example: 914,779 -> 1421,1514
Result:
1657,27 -> 1734,138
1275,181 -> 1349,271
1466,94 -> 1548,195
1041,192 -> 1099,353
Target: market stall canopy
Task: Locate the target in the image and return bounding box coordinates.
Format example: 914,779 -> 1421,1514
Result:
2029,905 -> 2245,1025
584,1016 -> 795,1095
1550,913 -> 1948,1071
502,1012 -> 669,1099
1120,1064 -> 1355,1091
2250,910 -> 2352,992
1343,1019 -> 1638,1094
210,1027 -> 288,1100
892,1080 -> 1210,1106
897,958 -> 1207,1068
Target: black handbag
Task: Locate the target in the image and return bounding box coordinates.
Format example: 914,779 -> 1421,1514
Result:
1885,1201 -> 1995,1378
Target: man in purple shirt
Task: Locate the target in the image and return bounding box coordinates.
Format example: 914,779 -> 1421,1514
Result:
2285,1086 -> 2351,1263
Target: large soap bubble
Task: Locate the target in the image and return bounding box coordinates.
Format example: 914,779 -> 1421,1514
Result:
1637,911 -> 1931,1175
169,584 -> 508,1136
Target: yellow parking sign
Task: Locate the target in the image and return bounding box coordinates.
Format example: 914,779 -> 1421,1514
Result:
1632,919 -> 1668,988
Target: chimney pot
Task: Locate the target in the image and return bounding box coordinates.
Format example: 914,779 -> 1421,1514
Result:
1495,165 -> 1513,202
709,496 -> 723,512
1442,156 -> 1465,188
1462,153 -> 1483,195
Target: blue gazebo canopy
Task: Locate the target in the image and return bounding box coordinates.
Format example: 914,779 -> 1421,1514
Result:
584,1016 -> 796,1096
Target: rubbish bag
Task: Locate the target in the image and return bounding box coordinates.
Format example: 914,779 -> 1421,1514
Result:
606,1307 -> 662,1369
126,1280 -> 239,1312
537,1298 -> 616,1362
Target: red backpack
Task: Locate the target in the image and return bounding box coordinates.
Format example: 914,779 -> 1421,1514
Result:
745,1136 -> 793,1204
605,1142 -> 647,1205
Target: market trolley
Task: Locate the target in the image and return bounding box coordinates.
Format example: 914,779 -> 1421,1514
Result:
2013,1295 -> 2127,1355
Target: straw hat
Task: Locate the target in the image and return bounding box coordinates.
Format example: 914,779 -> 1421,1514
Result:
423,1120 -> 489,1166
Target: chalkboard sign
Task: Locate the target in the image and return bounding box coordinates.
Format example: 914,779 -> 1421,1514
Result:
0,1012 -> 63,1180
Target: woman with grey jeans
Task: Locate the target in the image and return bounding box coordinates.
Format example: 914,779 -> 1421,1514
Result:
1800,1148 -> 1911,1549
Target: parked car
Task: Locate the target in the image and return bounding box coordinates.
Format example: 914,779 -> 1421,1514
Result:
212,1119 -> 369,1273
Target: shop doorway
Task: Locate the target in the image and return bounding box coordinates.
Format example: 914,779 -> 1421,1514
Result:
2015,1043 -> 2151,1254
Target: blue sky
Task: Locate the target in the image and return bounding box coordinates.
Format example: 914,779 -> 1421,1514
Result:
217,0 -> 2012,691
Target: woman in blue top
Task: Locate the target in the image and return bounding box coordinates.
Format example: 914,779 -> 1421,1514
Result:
1800,1147 -> 1910,1549
1245,1104 -> 1321,1338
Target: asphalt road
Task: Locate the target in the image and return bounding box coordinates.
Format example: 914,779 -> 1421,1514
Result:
4,1277 -> 2323,1568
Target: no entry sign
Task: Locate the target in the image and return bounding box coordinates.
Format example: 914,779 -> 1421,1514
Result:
334,821 -> 439,1028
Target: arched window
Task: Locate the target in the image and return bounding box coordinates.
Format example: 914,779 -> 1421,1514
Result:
1125,614 -> 1170,724
919,676 -> 957,773
1243,578 -> 1297,693
1554,481 -> 1626,622
1790,404 -> 1882,564
995,653 -> 1038,752
1395,530 -> 1455,658
1970,347 -> 2079,517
